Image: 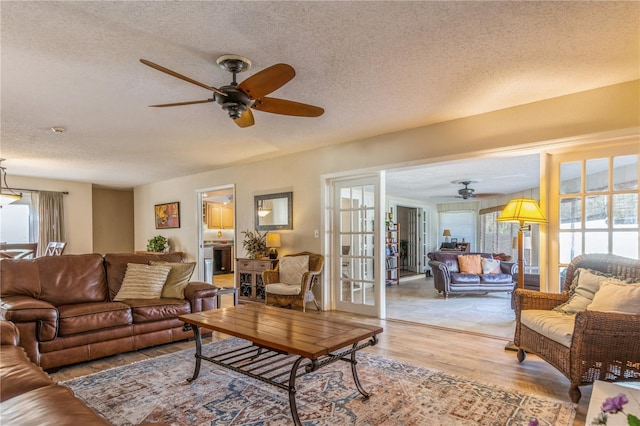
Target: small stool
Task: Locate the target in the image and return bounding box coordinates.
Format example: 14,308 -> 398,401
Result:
215,286 -> 239,309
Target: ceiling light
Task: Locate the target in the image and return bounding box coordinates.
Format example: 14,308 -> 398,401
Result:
0,159 -> 23,207
51,127 -> 66,133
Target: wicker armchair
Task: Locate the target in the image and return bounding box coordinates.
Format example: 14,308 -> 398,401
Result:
263,252 -> 324,312
514,253 -> 640,403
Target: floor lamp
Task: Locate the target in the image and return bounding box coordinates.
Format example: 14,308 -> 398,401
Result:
497,197 -> 547,350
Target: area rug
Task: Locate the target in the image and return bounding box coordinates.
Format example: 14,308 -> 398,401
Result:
62,338 -> 575,426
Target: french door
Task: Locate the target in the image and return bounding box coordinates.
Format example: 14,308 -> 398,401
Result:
332,174 -> 385,317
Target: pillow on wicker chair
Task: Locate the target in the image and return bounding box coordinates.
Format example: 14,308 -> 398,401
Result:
554,268 -> 627,315
587,281 -> 640,315
278,255 -> 309,285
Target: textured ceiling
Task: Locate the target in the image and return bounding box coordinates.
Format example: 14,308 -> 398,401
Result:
1,1 -> 638,192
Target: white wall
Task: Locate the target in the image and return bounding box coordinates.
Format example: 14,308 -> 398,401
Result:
134,81 -> 640,267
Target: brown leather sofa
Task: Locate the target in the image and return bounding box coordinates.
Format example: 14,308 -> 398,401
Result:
427,251 -> 516,298
0,320 -> 111,425
0,252 -> 217,370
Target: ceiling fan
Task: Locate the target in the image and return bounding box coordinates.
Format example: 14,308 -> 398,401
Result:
451,180 -> 502,200
140,54 -> 324,128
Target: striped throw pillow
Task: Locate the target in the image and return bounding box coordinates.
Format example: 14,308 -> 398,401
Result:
113,263 -> 171,301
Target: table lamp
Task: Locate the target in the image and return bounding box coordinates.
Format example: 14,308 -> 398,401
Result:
497,198 -> 547,289
266,233 -> 281,259
442,229 -> 451,243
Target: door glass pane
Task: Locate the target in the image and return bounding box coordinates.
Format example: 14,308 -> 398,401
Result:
585,158 -> 608,192
559,232 -> 582,264
584,231 -> 608,254
560,197 -> 581,229
612,193 -> 638,228
613,231 -> 638,258
560,161 -> 581,194
614,155 -> 638,190
585,195 -> 607,229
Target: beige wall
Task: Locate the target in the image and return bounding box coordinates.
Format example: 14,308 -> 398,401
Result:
92,187 -> 134,254
134,81 -> 640,266
6,175 -> 93,254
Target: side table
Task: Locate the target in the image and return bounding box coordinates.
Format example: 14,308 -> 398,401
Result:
214,287 -> 239,309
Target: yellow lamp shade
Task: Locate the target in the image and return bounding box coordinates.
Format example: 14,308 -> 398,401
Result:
266,233 -> 281,248
497,198 -> 547,224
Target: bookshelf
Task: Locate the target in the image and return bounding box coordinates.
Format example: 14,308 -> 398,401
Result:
385,222 -> 400,285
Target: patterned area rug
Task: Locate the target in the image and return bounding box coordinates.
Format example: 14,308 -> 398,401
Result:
62,338 -> 575,426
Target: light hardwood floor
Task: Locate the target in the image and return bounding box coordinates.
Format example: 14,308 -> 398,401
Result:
49,298 -> 591,425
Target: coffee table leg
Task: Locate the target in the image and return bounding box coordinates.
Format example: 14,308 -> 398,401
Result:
350,343 -> 370,399
288,356 -> 305,426
186,324 -> 202,383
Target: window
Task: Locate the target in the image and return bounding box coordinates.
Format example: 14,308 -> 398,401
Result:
480,207 -> 518,257
0,193 -> 35,243
439,210 -> 476,249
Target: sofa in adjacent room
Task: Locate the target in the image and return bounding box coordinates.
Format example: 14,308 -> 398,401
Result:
427,251 -> 517,298
0,252 -> 218,370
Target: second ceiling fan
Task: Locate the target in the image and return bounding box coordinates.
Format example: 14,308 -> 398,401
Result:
140,54 -> 324,128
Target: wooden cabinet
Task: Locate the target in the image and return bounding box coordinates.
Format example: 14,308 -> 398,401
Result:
386,223 -> 399,285
235,258 -> 278,303
206,202 -> 234,229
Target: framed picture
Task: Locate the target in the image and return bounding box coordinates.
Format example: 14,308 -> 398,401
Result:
451,238 -> 458,243
155,202 -> 180,229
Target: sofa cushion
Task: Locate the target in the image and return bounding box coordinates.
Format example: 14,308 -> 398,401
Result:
0,385 -> 111,425
450,273 -> 481,284
149,261 -> 195,299
520,310 -> 575,348
104,252 -> 185,301
554,268 -> 627,315
37,254 -> 108,306
479,273 -> 513,284
266,283 -> 302,295
122,298 -> 191,323
458,255 -> 482,274
279,255 -> 309,285
0,345 -> 53,402
57,302 -> 132,336
481,258 -> 501,274
113,263 -> 171,301
587,281 -> 640,315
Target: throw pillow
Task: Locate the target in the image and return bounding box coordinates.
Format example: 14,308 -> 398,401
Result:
279,255 -> 309,286
150,261 -> 196,299
554,268 -> 627,315
113,263 -> 171,301
587,281 -> 640,315
458,255 -> 482,275
481,258 -> 501,274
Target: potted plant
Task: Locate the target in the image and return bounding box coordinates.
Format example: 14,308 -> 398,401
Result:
241,230 -> 268,259
147,235 -> 168,252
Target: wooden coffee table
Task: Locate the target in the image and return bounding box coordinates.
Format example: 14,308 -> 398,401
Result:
179,304 -> 383,425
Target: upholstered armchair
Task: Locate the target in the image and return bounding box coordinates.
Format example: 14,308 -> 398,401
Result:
263,252 -> 324,312
513,253 -> 640,403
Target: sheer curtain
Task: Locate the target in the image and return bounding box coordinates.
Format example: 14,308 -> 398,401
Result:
34,191 -> 65,256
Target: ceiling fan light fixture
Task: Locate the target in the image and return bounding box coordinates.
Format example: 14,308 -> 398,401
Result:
0,159 -> 23,207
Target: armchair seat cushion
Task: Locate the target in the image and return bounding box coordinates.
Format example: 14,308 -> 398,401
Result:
520,310 -> 575,348
265,283 -> 302,296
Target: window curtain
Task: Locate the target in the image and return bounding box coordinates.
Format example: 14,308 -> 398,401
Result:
479,207 -> 518,256
34,191 -> 65,256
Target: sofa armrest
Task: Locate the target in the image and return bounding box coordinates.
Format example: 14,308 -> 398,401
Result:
263,270 -> 279,284
572,310 -> 640,365
514,289 -> 568,313
0,320 -> 19,346
184,281 -> 217,312
0,296 -> 58,341
500,261 -> 517,275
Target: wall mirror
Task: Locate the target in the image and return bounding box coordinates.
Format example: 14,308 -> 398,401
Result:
255,192 -> 293,230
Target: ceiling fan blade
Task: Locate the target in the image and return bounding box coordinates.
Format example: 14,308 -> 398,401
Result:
233,108 -> 255,128
140,59 -> 226,97
149,99 -> 214,107
237,64 -> 295,100
251,97 -> 324,117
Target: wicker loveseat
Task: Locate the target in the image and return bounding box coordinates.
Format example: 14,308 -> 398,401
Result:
513,253 -> 640,403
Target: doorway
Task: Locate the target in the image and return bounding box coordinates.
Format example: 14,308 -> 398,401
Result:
197,186 -> 235,285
